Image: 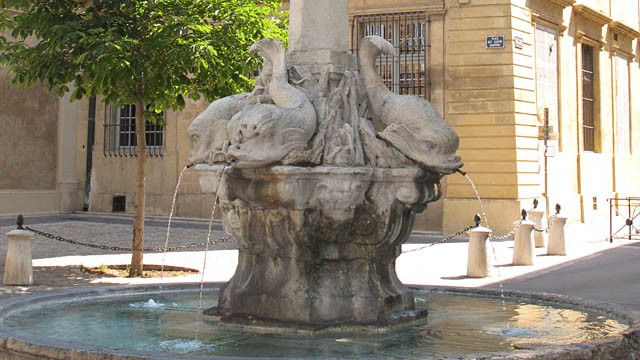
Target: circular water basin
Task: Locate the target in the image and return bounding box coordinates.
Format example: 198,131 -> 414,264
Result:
0,284 -> 638,359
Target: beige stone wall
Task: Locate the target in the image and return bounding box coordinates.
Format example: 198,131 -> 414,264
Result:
442,0 -> 640,233
442,0 -> 530,233
0,78 -> 86,216
0,70 -> 58,191
88,98 -> 218,218
80,0 -> 640,236
0,68 -> 61,216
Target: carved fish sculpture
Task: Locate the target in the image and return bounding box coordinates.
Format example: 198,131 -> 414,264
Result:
187,93 -> 249,164
359,35 -> 463,174
226,38 -> 317,168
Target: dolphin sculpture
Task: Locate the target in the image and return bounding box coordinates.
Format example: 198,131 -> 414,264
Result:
226,38 -> 317,168
358,35 -> 463,174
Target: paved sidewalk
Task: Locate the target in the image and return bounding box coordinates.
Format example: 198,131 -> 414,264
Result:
1,212 -> 637,311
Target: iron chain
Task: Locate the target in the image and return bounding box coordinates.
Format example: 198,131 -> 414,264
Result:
25,226 -> 231,253
402,225 -> 473,254
489,220 -> 521,241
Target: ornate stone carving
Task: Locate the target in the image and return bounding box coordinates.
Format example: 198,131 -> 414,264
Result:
187,93 -> 248,164
359,35 -> 463,175
190,5 -> 462,328
198,164 -> 429,325
226,38 -> 317,168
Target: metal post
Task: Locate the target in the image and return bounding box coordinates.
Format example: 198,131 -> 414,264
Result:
543,107 -> 550,223
628,197 -> 632,241
609,198 -> 613,243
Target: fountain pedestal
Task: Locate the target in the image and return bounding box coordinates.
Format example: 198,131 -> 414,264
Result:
198,164 -> 437,326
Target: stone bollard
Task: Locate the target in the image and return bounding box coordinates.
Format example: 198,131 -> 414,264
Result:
513,210 -> 536,266
529,208 -> 547,248
3,229 -> 34,285
547,215 -> 568,256
467,226 -> 492,278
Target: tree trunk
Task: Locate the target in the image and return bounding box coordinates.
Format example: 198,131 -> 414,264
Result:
130,99 -> 147,277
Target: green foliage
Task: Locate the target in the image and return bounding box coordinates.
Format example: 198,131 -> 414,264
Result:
0,0 -> 287,116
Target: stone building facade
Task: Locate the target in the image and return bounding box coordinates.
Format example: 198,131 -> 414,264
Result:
2,0 -> 639,235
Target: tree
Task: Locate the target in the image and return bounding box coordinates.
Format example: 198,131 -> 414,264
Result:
0,0 -> 287,276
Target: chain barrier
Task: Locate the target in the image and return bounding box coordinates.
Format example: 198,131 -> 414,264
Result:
402,225 -> 473,254
25,226 -> 231,253
402,214 -> 529,254
489,220 -> 522,241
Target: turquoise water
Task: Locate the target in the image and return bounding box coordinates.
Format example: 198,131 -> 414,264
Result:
3,289 -> 628,359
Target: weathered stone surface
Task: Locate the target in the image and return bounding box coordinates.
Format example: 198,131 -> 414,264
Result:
467,226 -> 492,278
226,39 -> 317,168
187,93 -> 249,164
190,0 -> 458,327
288,0 -> 349,54
197,164 -> 438,325
358,36 -> 462,175
3,230 -> 33,286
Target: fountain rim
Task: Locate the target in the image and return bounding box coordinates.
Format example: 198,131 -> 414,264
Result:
193,163 -> 431,178
0,283 -> 638,360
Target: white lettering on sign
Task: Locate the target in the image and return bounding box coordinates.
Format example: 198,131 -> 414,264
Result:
486,35 -> 505,49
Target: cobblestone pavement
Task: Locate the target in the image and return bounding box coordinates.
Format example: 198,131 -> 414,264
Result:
0,213 -> 233,259
0,213 -> 234,297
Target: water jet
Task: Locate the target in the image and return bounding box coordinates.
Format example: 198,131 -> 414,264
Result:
2,1 -> 639,359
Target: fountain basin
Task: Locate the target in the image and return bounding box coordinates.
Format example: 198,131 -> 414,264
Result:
0,283 -> 638,359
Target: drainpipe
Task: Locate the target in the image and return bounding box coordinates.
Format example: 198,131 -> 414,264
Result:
543,107 -> 550,222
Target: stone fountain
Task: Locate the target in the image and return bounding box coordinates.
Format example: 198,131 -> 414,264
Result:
0,2 -> 638,359
188,0 -> 462,327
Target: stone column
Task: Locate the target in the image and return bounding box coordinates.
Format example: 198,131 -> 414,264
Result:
547,215 -> 568,255
287,0 -> 354,67
513,220 -> 535,266
467,226 -> 492,278
529,209 -> 547,248
3,230 -> 34,286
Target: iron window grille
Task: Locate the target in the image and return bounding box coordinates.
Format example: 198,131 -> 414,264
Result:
351,12 -> 429,98
103,104 -> 164,157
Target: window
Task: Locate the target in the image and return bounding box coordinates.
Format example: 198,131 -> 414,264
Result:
581,44 -> 596,152
535,25 -> 559,140
103,104 -> 164,156
614,55 -> 630,154
351,12 -> 428,98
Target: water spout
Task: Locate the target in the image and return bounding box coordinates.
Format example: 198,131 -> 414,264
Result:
161,165 -> 190,279
196,164 -> 230,339
459,172 -> 489,228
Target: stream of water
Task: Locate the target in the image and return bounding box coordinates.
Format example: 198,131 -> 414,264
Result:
160,165 -> 190,279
